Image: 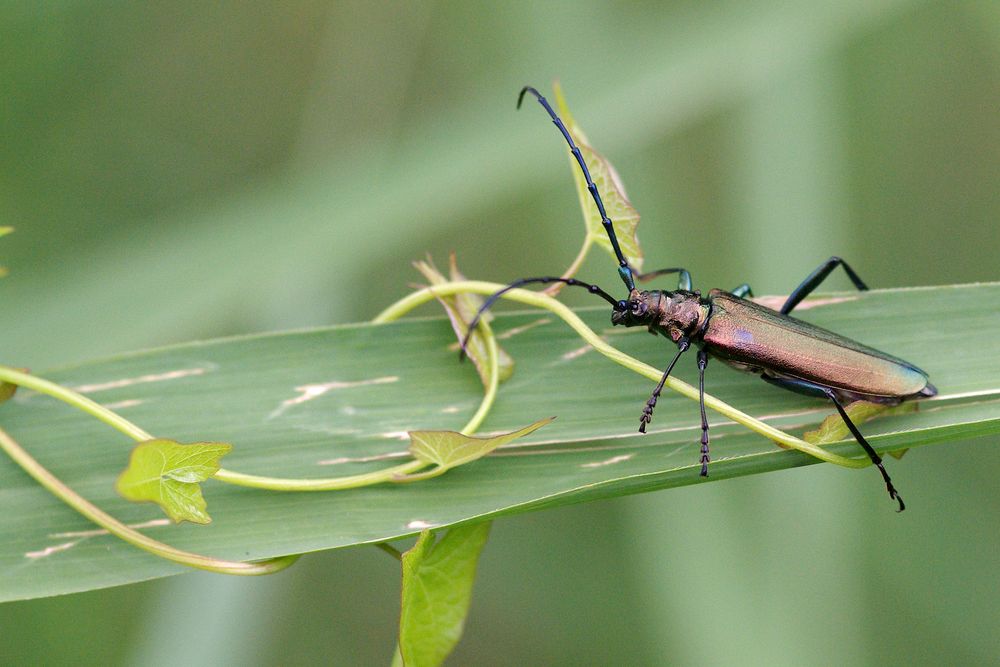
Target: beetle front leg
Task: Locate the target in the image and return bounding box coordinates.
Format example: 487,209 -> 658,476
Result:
639,339 -> 690,433
697,349 -> 710,476
633,266 -> 693,292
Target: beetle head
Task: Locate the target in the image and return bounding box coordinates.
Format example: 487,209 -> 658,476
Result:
611,291 -> 652,327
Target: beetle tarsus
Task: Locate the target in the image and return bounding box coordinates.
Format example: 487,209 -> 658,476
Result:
639,400 -> 656,433
699,436 -> 710,477
880,468 -> 905,512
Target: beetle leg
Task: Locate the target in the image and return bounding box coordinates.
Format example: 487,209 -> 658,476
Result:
781,256 -> 869,315
697,349 -> 710,476
730,283 -> 754,299
823,389 -> 905,512
760,375 -> 904,511
639,339 -> 690,433
633,266 -> 693,292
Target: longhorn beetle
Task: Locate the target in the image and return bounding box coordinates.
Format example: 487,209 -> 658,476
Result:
463,86 -> 937,511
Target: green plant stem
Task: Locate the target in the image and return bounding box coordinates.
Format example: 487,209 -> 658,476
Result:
0,366 -> 153,441
455,317 -> 499,435
0,425 -> 298,575
213,460 -> 427,490
373,280 -> 871,470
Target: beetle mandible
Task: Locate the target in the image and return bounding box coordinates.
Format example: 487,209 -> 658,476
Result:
463,86 -> 937,511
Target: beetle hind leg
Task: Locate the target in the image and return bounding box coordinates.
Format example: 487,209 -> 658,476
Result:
761,375 -> 904,511
824,389 -> 905,512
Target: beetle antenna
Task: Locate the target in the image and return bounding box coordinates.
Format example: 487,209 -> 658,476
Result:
518,85 -> 636,291
459,276 -> 618,360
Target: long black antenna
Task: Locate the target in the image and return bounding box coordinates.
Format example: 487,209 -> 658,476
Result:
459,276 -> 619,359
518,86 -> 636,291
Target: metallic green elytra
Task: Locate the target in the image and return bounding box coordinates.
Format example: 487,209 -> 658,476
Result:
463,86 -> 938,511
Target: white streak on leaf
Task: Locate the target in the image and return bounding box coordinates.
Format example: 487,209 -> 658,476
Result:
560,344 -> 593,361
581,454 -> 633,468
25,518 -> 171,560
268,376 -> 398,418
497,317 -> 551,339
51,518 -> 170,538
74,367 -> 211,393
407,520 -> 436,529
25,542 -> 76,559
102,399 -> 144,410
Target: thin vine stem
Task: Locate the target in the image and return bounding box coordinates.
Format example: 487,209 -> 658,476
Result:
373,280 -> 871,470
0,425 -> 298,575
0,366 -> 153,441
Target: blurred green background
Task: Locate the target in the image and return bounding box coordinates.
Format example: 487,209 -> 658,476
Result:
2,1 -> 999,665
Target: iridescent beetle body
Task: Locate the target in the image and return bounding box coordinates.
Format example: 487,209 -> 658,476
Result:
618,287 -> 934,403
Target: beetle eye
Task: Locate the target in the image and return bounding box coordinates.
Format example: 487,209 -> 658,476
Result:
616,300 -> 627,311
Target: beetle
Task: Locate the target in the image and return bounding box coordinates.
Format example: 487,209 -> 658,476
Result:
463,86 -> 937,511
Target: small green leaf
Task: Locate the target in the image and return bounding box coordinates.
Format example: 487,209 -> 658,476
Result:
115,439 -> 232,524
400,417 -> 554,482
413,254 -> 514,386
803,401 -> 918,446
399,522 -> 491,667
552,83 -> 643,271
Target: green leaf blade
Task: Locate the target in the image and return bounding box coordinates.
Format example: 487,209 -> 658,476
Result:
0,283 -> 997,600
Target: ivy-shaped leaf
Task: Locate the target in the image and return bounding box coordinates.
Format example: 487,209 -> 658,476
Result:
552,83 -> 643,271
115,439 -> 232,524
398,522 -> 491,667
397,417 -> 554,482
413,254 -> 514,386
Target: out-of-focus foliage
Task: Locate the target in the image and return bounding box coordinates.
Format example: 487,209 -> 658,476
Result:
2,2 -> 999,665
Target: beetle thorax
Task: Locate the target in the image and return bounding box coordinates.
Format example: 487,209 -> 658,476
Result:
611,289 -> 709,343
